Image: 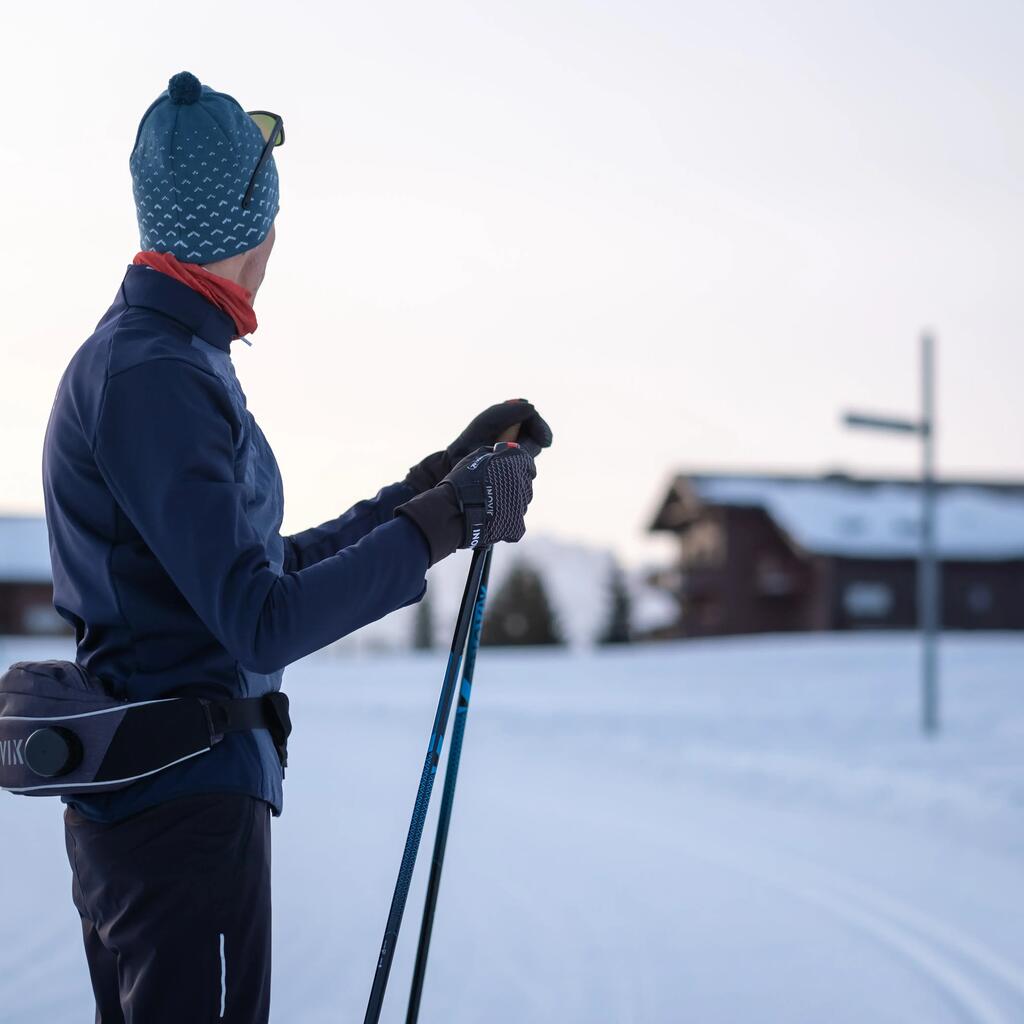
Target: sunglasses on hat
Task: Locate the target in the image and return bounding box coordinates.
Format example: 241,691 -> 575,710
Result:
242,110 -> 284,210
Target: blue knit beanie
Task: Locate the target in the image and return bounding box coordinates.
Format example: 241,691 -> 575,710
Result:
130,71 -> 279,264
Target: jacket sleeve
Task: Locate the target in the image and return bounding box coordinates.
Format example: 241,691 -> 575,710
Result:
282,481 -> 417,572
93,357 -> 429,674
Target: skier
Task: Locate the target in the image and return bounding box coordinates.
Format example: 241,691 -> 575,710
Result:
42,71 -> 552,1023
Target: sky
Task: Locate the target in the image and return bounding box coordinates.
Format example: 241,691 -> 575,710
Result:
1,0 -> 1022,564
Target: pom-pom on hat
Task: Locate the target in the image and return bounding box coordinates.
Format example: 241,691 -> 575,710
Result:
129,71 -> 279,264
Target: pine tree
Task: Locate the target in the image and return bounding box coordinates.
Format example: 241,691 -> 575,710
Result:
412,591 -> 435,650
598,559 -> 633,644
482,561 -> 564,647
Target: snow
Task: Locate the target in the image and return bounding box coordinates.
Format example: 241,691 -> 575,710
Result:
0,516 -> 51,582
1,631 -> 1023,1023
689,475 -> 1024,560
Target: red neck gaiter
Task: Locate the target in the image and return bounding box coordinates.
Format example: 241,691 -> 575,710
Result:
133,251 -> 258,339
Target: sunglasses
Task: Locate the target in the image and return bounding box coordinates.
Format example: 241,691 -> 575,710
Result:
242,110 -> 285,210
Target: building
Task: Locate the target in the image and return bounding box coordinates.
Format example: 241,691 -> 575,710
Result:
648,473 -> 1024,637
0,516 -> 68,635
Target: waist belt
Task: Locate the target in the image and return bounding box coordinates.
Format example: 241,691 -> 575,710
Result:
0,660 -> 291,798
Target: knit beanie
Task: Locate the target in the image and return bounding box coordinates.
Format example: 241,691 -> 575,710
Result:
129,71 -> 279,264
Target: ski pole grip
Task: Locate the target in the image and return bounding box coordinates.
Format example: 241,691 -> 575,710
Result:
497,424 -> 521,443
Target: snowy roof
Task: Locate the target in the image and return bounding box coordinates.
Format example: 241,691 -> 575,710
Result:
655,474 -> 1024,561
0,516 -> 52,582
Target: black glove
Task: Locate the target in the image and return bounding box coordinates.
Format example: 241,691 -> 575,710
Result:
404,400 -> 552,494
448,399 -> 552,460
397,442 -> 537,565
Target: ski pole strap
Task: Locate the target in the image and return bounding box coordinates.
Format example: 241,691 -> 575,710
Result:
454,482 -> 489,549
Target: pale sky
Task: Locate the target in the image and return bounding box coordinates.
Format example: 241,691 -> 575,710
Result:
1,0 -> 1021,564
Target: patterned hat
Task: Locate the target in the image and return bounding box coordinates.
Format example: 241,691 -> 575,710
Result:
129,71 -> 279,264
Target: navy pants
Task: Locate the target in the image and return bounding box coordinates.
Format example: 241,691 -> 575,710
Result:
64,794 -> 272,1023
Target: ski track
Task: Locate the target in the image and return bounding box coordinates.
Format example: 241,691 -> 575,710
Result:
703,849 -> 1018,1024
789,858 -> 1024,1003
481,733 -> 1024,1024
521,791 -> 1024,1024
2,635 -> 1023,1023
589,783 -> 1024,1024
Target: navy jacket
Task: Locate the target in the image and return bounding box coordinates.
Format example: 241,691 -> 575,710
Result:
43,265 -> 430,822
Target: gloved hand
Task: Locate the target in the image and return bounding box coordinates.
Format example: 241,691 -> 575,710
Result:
404,400 -> 552,494
448,399 -> 552,460
397,442 -> 537,564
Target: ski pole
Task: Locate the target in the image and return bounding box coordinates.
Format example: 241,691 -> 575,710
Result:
405,545 -> 494,1024
405,423 -> 519,1022
363,545 -> 488,1024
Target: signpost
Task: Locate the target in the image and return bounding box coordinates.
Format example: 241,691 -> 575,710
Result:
842,333 -> 939,736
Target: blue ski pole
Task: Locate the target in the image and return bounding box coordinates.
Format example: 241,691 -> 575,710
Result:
405,545 -> 494,1024
363,546 -> 488,1024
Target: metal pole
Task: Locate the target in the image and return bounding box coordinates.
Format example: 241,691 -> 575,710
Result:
919,333 -> 940,735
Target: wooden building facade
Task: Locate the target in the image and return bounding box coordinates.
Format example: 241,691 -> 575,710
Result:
648,473 -> 1024,638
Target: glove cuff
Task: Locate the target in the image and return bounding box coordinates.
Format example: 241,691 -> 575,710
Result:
403,450 -> 452,495
395,486 -> 463,566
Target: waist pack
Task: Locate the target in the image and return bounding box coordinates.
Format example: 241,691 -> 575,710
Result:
0,660 -> 291,797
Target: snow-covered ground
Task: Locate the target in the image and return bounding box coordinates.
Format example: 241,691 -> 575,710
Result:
1,632 -> 1023,1023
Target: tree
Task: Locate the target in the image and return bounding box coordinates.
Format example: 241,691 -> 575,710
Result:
598,559 -> 633,644
412,591 -> 435,650
482,561 -> 564,646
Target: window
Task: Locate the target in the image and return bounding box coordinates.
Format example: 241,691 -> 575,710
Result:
843,581 -> 894,619
22,603 -> 65,635
679,520 -> 726,569
966,583 -> 993,616
893,517 -> 921,538
756,556 -> 796,596
838,515 -> 866,536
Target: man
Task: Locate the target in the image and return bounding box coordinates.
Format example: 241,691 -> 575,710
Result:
44,71 -> 551,1023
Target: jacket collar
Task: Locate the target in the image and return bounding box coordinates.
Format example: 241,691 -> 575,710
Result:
119,264 -> 236,352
